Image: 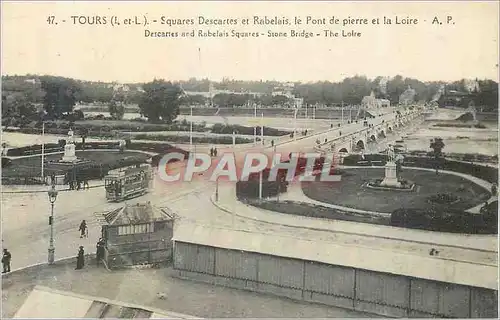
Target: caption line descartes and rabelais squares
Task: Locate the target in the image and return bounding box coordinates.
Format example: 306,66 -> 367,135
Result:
46,14 -> 455,39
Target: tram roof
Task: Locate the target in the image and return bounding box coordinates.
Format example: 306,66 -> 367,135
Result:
105,165 -> 150,179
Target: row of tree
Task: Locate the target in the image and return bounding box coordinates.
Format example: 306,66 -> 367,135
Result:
2,75 -> 498,126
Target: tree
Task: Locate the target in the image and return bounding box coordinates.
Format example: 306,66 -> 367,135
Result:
108,100 -> 125,120
2,93 -> 38,126
430,138 -> 445,174
108,91 -> 126,120
40,76 -> 82,119
138,80 -> 182,123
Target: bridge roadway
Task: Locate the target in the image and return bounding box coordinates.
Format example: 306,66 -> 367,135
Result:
1,108 -> 425,270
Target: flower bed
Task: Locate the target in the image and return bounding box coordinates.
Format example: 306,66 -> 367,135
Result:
246,199 -> 497,234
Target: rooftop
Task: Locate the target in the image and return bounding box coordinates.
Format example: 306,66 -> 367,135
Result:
13,286 -> 199,319
96,202 -> 175,226
172,221 -> 498,290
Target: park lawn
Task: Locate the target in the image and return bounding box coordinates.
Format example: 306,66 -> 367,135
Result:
301,168 -> 490,213
2,150 -> 150,177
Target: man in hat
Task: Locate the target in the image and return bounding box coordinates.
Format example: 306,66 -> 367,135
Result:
2,249 -> 11,273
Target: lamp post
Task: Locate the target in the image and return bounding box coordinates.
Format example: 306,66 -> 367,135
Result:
47,184 -> 58,264
215,176 -> 219,202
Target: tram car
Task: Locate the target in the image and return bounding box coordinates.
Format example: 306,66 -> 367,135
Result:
104,164 -> 153,202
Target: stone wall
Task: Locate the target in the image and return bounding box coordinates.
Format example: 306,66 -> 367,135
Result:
172,241 -> 498,318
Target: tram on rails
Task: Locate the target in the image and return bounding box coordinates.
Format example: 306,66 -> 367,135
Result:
104,164 -> 153,202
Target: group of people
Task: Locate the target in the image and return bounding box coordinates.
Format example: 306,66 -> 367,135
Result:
75,238 -> 106,270
69,179 -> 90,190
209,147 -> 218,157
2,221 -> 105,274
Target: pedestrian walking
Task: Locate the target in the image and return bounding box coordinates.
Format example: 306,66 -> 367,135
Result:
84,180 -> 90,189
214,147 -> 218,157
76,180 -> 82,190
210,147 -> 214,157
75,246 -> 85,270
79,220 -> 87,238
2,249 -> 11,273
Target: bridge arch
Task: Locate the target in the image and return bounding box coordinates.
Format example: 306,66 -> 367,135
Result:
369,134 -> 377,142
378,130 -> 386,138
338,147 -> 349,153
356,140 -> 365,150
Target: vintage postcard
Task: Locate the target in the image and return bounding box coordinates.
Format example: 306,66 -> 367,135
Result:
1,1 -> 498,318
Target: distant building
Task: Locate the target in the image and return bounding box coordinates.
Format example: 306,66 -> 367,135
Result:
362,91 -> 391,108
271,83 -> 303,108
24,78 -> 40,85
108,83 -> 130,92
399,85 -> 416,106
463,79 -> 480,93
95,202 -> 175,269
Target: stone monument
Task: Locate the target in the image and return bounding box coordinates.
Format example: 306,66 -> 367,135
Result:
61,129 -> 78,162
380,144 -> 402,188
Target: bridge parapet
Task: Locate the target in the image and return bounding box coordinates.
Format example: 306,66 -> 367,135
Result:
314,109 -> 423,153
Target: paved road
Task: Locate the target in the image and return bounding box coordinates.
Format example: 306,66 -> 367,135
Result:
2,109 -> 407,270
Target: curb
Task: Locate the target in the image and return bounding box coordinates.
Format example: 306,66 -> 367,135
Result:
1,253 -> 96,276
1,184 -> 105,194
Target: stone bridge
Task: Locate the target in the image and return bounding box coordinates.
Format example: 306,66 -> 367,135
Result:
315,108 -> 423,154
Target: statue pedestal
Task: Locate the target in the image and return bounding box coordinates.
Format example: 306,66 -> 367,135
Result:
380,161 -> 401,188
61,143 -> 77,162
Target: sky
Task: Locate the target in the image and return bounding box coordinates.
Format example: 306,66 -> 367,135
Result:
2,1 -> 499,83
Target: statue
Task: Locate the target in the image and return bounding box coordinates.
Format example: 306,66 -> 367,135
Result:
387,144 -> 395,163
67,129 -> 75,144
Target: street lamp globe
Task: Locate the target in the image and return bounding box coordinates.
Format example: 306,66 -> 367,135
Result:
48,185 -> 58,204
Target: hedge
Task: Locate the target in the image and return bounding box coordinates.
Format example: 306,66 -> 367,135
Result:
342,154 -> 498,184
236,180 -> 288,199
2,157 -> 12,168
211,123 -> 290,136
390,205 -> 497,234
235,156 -> 334,199
32,120 -> 207,133
132,134 -> 254,144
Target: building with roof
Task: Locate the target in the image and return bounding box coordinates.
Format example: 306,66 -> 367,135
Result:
14,286 -> 200,319
95,202 -> 175,269
361,91 -> 391,109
